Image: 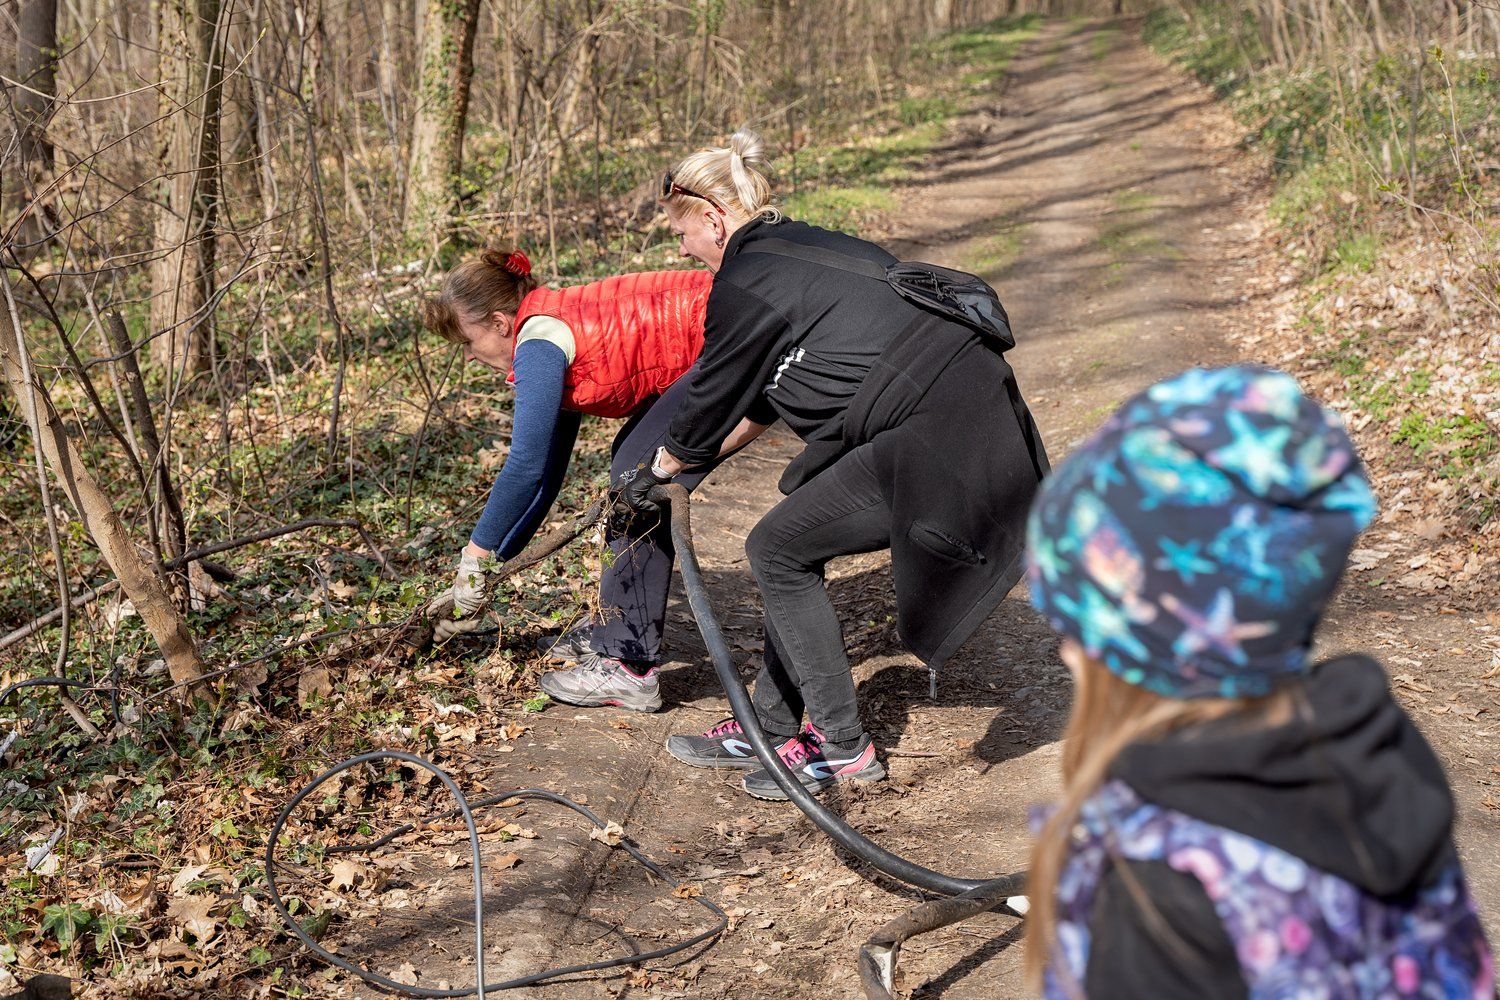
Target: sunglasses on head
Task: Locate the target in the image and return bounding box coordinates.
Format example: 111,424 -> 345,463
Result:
660,171 -> 723,211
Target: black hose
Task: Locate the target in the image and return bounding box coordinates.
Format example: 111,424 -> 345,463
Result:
0,676 -> 91,706
264,750 -> 727,996
653,483 -> 1024,899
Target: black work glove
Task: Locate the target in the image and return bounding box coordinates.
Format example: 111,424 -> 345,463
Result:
614,460 -> 672,514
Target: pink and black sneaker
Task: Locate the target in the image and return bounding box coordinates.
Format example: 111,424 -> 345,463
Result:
741,724 -> 886,800
665,718 -> 802,769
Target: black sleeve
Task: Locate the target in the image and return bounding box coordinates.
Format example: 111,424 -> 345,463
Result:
744,394 -> 779,426
663,279 -> 791,466
1084,860 -> 1247,1000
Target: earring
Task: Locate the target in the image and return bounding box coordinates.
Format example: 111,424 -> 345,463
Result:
714,234 -> 724,248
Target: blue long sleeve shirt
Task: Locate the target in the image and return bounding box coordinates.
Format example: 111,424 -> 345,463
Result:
469,339 -> 581,558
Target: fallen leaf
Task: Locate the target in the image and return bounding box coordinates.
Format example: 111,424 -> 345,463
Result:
1410,519 -> 1446,541
590,821 -> 624,846
298,667 -> 333,707
1348,547 -> 1390,571
169,865 -> 209,896
328,859 -> 362,891
150,939 -> 205,974
670,883 -> 702,899
167,895 -> 218,944
25,837 -> 59,876
478,440 -> 510,470
500,722 -> 529,741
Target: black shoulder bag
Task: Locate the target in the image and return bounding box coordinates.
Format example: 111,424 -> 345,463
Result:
743,238 -> 1015,351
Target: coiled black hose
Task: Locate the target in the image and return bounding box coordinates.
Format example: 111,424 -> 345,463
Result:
264,750 -> 728,996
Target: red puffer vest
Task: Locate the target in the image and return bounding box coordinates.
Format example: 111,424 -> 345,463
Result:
509,269 -> 712,418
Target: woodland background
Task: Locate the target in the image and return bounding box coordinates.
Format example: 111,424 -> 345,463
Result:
1,0 -> 1496,995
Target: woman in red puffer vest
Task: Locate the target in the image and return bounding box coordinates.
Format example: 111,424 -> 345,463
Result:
508,269 -> 709,418
421,249 -> 761,711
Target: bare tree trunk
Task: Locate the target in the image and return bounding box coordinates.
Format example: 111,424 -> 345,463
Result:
1,271 -> 207,695
11,0 -> 59,251
149,0 -> 225,378
403,0 -> 481,241
1266,0 -> 1294,66
1365,0 -> 1387,52
104,310 -> 187,569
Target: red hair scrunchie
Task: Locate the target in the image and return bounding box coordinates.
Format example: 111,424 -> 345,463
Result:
502,250 -> 531,277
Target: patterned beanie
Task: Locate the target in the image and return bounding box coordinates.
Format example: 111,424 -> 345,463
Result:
1026,365 -> 1377,699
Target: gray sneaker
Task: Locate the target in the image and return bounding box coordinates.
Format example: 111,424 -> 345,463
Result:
538,650 -> 662,712
535,623 -> 596,664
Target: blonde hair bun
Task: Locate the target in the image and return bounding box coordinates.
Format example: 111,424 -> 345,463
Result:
728,128 -> 766,170
663,127 -> 781,224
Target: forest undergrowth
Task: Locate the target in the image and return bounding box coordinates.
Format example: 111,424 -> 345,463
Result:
1146,4 -> 1500,603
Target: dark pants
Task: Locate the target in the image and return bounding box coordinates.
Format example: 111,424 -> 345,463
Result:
747,444 -> 889,746
590,375 -> 723,663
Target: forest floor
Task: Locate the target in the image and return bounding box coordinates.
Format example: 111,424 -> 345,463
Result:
335,18 -> 1498,1000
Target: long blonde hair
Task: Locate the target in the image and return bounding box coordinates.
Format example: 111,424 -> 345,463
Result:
661,127 -> 780,223
1024,653 -> 1296,993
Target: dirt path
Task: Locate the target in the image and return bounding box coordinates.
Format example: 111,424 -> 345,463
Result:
350,18 -> 1496,999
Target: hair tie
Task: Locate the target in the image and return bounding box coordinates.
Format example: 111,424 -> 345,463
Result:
502,250 -> 531,277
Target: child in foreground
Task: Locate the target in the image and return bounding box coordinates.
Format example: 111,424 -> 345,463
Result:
1023,365 -> 1493,998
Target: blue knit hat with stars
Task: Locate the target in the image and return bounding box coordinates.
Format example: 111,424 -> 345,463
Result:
1025,365 -> 1377,700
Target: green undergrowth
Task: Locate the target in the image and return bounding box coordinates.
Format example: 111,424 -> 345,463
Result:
1143,6 -> 1498,275
1146,5 -> 1499,527
1312,320 -> 1499,520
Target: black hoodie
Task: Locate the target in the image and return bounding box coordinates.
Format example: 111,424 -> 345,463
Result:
1083,654 -> 1461,999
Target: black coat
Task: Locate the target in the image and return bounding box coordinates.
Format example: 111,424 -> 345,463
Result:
664,218 -> 1048,667
841,312 -> 1048,666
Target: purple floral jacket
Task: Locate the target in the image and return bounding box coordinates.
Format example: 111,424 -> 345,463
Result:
1040,780 -> 1494,998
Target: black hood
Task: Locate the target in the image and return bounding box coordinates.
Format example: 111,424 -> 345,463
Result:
1110,654 -> 1456,898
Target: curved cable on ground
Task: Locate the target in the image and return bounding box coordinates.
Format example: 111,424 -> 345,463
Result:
653,483 -> 1026,998
0,676 -> 91,705
264,750 -> 727,996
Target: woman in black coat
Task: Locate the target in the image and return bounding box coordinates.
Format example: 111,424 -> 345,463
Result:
619,129 -> 1049,800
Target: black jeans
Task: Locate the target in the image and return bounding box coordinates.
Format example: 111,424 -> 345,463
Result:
590,374 -> 722,663
747,444 -> 889,745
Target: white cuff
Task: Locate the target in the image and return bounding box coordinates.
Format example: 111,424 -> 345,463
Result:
649,447 -> 677,480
